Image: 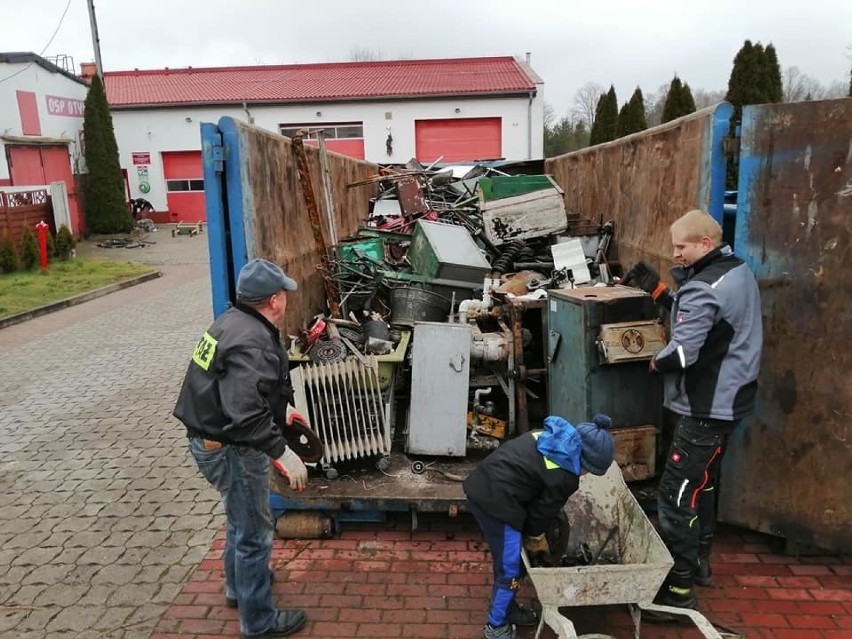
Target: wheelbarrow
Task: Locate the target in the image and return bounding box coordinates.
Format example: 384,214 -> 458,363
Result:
523,464 -> 729,639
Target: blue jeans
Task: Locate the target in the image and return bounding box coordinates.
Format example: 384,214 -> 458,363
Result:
188,438 -> 276,636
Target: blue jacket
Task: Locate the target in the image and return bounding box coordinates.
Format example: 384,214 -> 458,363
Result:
463,417 -> 581,535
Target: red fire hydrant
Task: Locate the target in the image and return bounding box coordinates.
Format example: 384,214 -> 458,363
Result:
36,220 -> 49,270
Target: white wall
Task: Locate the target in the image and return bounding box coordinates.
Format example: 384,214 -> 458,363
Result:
0,62 -> 88,181
111,94 -> 545,211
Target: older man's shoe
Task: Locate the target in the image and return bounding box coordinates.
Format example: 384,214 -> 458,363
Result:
242,609 -> 306,638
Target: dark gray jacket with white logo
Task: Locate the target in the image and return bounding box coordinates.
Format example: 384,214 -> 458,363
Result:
653,245 -> 762,421
173,305 -> 294,458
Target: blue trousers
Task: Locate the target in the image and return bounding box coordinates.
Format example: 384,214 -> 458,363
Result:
468,499 -> 523,628
188,438 -> 276,637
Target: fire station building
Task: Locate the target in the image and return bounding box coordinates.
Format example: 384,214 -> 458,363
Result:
0,52 -> 88,233
103,56 -> 545,223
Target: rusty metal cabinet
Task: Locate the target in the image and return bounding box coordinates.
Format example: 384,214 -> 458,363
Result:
546,287 -> 664,479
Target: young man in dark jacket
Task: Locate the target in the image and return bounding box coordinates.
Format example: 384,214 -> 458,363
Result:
463,415 -> 615,639
624,209 -> 762,620
174,258 -> 309,638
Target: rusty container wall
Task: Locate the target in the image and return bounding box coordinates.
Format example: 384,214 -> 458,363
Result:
544,103 -> 732,282
228,119 -> 378,337
719,99 -> 852,552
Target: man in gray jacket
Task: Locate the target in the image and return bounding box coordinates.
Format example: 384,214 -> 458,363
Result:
174,258 -> 308,638
624,209 -> 762,620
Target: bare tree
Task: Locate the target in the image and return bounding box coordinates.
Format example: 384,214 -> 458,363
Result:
572,82 -> 605,128
544,102 -> 556,128
783,66 -> 825,102
693,89 -> 726,110
349,47 -> 385,62
644,83 -> 670,127
822,80 -> 849,99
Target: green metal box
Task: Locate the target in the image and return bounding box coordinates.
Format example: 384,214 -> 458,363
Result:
336,237 -> 384,265
546,286 -> 662,428
408,220 -> 490,283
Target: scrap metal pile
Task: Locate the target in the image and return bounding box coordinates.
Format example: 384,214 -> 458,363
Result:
303,160 -> 617,341
288,159 -> 618,476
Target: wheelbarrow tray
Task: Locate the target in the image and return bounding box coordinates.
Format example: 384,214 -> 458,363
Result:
522,463 -> 672,608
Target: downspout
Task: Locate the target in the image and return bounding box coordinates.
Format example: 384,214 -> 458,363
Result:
527,91 -> 534,160
524,52 -> 534,160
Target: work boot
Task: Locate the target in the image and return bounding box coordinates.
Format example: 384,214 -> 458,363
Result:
227,571 -> 276,608
506,600 -> 539,626
482,623 -> 517,639
242,609 -> 306,638
642,570 -> 697,624
694,536 -> 713,587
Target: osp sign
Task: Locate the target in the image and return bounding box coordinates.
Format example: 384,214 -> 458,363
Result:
46,95 -> 85,117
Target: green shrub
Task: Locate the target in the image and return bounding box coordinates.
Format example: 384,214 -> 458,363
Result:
55,224 -> 76,261
0,232 -> 19,273
20,226 -> 40,270
46,229 -> 56,259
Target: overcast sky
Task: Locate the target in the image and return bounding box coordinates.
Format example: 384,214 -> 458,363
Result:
2,0 -> 850,116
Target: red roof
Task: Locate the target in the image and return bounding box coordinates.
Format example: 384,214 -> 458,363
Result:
104,57 -> 540,108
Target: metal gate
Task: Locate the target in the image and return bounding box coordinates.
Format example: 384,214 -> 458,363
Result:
719,99 -> 852,552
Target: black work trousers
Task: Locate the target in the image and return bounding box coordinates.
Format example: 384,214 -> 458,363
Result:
657,415 -> 736,579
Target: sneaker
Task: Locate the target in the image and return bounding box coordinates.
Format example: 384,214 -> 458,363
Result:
483,623 -> 517,639
506,601 -> 539,626
227,571 -> 276,608
243,609 -> 306,638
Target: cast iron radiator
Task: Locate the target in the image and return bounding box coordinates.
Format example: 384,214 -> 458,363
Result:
291,357 -> 391,465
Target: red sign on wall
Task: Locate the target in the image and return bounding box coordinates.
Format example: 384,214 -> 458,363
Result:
45,95 -> 85,117
132,152 -> 151,165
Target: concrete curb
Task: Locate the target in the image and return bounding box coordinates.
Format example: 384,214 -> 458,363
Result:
0,270 -> 163,330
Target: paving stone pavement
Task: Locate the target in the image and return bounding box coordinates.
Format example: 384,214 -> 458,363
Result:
0,229 -> 222,638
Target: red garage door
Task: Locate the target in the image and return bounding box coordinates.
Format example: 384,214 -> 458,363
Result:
163,151 -> 205,223
415,118 -> 502,163
7,144 -> 81,233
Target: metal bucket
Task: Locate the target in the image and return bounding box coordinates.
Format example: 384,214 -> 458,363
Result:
390,287 -> 451,327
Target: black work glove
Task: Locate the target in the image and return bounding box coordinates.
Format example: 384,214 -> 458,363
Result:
622,261 -> 667,301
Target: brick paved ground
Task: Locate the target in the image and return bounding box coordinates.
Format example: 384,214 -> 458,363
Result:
151,512 -> 851,639
2,227 -> 849,639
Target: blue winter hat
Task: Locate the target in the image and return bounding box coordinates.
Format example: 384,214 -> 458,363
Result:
236,258 -> 297,302
577,414 -> 615,476
536,416 -> 583,475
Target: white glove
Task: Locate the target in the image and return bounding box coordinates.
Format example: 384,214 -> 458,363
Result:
272,448 -> 308,492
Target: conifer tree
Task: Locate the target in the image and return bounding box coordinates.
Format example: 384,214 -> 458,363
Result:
590,86 -> 618,144
764,44 -> 784,102
617,89 -> 649,137
0,232 -> 18,273
20,226 -> 40,270
83,74 -> 134,234
589,93 -> 606,145
662,76 -> 696,123
616,102 -> 631,138
725,40 -> 786,187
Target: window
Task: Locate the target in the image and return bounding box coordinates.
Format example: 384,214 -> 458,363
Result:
166,179 -> 204,192
279,122 -> 364,140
